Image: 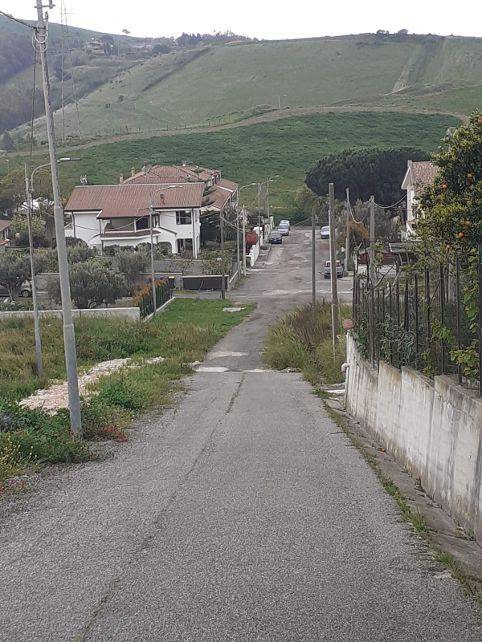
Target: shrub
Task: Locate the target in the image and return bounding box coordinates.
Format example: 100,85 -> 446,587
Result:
114,250 -> 149,294
48,258 -> 127,308
0,252 -> 30,299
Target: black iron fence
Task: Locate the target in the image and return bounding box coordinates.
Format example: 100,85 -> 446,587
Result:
135,278 -> 172,319
353,247 -> 482,396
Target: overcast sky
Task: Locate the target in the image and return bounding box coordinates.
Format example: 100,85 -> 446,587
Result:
3,0 -> 482,39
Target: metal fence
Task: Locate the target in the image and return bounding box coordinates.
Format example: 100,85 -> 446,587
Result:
353,246 -> 482,396
137,279 -> 172,319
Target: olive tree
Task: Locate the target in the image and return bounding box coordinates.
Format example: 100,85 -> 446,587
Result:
49,258 -> 127,309
0,252 -> 30,299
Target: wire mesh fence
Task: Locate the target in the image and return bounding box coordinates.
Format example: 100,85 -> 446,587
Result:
353,246 -> 482,396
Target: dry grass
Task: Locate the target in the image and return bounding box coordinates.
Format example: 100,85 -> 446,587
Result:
263,302 -> 350,385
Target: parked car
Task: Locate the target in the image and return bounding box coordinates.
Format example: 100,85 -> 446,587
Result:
269,231 -> 283,244
0,280 -> 32,298
320,225 -> 330,239
323,260 -> 343,279
279,219 -> 290,229
278,223 -> 290,236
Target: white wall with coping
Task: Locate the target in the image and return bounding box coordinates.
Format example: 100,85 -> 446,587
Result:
0,307 -> 141,322
346,333 -> 482,542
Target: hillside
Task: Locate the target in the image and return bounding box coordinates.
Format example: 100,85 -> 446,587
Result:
0,14 -> 143,135
6,112 -> 457,215
8,31 -> 481,144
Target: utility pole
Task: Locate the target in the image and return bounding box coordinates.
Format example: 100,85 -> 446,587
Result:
369,195 -> 376,366
345,187 -> 351,275
257,183 -> 262,243
311,202 -> 317,315
220,212 -> 226,300
328,183 -> 339,350
242,206 -> 247,277
149,204 -> 157,315
24,164 -> 43,378
236,207 -> 240,278
35,0 -> 81,434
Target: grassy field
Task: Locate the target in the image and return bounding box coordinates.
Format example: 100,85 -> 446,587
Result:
0,298 -> 250,402
17,33 -> 482,141
0,298 -> 252,484
43,111 -> 458,213
4,111 -> 458,213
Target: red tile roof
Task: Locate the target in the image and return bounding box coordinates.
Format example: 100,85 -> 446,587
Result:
65,183 -> 205,219
124,164 -> 220,185
410,161 -> 438,195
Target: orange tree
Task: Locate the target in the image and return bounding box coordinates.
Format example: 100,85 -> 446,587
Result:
418,113 -> 482,379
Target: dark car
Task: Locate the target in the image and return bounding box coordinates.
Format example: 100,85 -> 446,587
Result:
269,231 -> 283,244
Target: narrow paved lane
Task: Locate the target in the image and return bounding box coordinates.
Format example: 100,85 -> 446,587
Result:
1,230 -> 480,641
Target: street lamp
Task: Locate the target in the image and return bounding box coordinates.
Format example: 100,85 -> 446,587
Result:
237,183 -> 257,277
255,176 -> 279,246
147,185 -> 182,316
25,157 -> 80,377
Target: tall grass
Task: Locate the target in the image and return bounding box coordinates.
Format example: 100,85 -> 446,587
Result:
0,300 -> 252,402
264,303 -> 350,385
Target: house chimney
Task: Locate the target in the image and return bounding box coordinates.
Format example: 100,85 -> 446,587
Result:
131,167 -> 135,177
119,174 -> 124,184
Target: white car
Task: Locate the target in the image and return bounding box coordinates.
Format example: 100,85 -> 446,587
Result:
320,225 -> 330,239
278,223 -> 290,236
279,219 -> 290,229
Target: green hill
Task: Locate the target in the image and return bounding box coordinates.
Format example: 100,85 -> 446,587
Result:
0,14 -> 143,135
8,31 -> 481,144
6,112 -> 456,215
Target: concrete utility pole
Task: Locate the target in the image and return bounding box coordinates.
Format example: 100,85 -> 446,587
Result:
257,183 -> 262,243
35,0 -> 81,434
328,183 -> 339,349
220,211 -> 225,300
149,204 -> 157,315
311,202 -> 317,314
236,208 -> 240,277
242,206 -> 247,277
345,187 -> 351,275
24,164 -> 43,378
369,195 -> 376,365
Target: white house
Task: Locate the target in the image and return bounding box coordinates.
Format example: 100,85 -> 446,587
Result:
64,165 -> 239,256
64,182 -> 205,256
0,219 -> 11,249
401,160 -> 438,237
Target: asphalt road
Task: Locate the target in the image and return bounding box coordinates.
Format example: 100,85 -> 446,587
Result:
1,229 -> 480,641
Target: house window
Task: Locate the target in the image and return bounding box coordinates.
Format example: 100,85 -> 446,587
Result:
176,210 -> 192,225
136,216 -> 149,230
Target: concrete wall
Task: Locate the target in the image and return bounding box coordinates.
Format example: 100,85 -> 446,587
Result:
0,307 -> 140,322
346,334 -> 482,542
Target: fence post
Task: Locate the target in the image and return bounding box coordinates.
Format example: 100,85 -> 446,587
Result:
440,265 -> 445,374
478,243 -> 482,397
388,282 -> 394,365
425,267 -> 431,371
455,257 -> 462,385
414,272 -> 419,370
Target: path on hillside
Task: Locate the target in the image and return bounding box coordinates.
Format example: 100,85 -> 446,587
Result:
0,229 -> 480,641
15,103 -> 466,158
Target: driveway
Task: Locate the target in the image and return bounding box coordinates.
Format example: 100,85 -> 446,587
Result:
0,229 -> 480,641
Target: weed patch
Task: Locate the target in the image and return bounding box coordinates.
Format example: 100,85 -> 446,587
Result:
0,299 -> 252,483
264,303 -> 350,385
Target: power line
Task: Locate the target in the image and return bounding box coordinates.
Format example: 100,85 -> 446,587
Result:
0,10 -> 36,31
374,195 -> 406,209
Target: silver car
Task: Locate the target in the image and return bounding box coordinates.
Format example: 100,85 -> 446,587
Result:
323,260 -> 344,279
278,223 -> 289,236
320,225 -> 330,239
